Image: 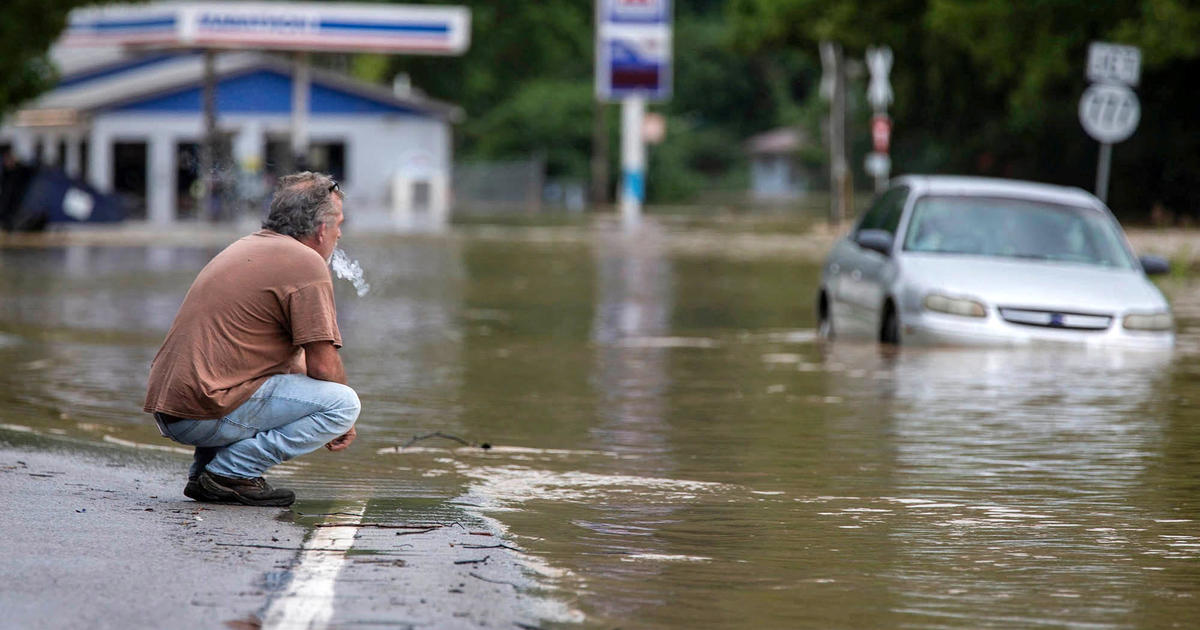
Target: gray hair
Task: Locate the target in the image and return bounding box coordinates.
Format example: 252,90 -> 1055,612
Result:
262,171 -> 344,238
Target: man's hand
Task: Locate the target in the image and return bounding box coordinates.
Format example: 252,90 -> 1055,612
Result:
326,425 -> 356,451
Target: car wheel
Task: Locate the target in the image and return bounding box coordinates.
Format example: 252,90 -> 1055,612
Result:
818,292 -> 834,340
880,302 -> 900,345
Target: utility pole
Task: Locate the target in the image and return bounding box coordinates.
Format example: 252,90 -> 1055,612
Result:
291,51 -> 311,171
199,50 -> 217,221
820,41 -> 849,225
590,101 -> 610,206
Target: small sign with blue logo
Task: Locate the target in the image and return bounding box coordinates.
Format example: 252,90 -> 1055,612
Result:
596,0 -> 672,102
63,2 -> 471,55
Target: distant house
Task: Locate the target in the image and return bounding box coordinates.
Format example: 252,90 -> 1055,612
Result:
0,48 -> 461,230
746,127 -> 814,201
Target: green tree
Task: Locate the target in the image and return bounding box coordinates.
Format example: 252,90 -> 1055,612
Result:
357,0 -> 799,202
365,0 -> 593,175
469,79 -> 594,179
0,1 -> 97,116
647,11 -> 818,201
730,0 -> 1200,219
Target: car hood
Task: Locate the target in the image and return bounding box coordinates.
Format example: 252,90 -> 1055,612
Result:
899,254 -> 1169,313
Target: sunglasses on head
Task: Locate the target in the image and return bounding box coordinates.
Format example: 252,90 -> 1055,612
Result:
329,181 -> 340,194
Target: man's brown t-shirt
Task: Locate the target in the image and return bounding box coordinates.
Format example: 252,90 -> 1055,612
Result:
144,230 -> 342,419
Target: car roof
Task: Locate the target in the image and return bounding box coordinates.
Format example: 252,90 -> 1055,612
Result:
891,175 -> 1103,209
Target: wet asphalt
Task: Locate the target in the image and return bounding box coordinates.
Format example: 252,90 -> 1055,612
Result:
0,436 -> 545,630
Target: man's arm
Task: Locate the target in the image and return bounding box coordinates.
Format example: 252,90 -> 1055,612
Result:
303,340 -> 346,384
302,340 -> 355,451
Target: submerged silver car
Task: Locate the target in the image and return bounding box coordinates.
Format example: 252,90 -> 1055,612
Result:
817,176 -> 1174,347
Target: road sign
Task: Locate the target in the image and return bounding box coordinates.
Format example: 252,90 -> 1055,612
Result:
1081,42 -> 1142,204
62,2 -> 472,54
603,34 -> 672,99
642,112 -> 666,144
597,1 -> 673,228
1079,83 -> 1140,144
596,0 -> 672,102
871,115 -> 891,153
1087,42 -> 1141,87
865,46 -> 893,110
864,152 -> 890,178
602,0 -> 671,23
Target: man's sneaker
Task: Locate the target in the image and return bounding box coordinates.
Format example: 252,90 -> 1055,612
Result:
198,471 -> 296,507
183,476 -> 228,503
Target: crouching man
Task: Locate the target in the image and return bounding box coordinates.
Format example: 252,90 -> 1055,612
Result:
144,172 -> 359,507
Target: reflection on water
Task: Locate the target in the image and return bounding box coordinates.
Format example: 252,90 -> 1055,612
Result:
819,344 -> 1187,626
2,229 -> 1200,628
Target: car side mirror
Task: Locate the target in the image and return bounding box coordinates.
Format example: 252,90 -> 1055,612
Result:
855,229 -> 894,256
1139,254 -> 1170,276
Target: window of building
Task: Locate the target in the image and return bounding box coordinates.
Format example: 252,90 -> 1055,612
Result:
112,142 -> 148,220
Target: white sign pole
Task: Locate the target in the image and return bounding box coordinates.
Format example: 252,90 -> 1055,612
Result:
597,0 -> 671,230
1096,142 -> 1113,204
619,94 -> 646,228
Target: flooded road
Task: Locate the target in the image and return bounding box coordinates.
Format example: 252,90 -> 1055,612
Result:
2,222 -> 1199,628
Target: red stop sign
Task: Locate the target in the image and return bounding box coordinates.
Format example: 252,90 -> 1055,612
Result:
872,115 -> 891,153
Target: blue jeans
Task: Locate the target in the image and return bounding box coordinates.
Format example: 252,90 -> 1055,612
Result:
160,374 -> 360,479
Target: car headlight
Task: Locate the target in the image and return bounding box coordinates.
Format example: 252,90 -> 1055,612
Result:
923,293 -> 987,318
1122,311 -> 1173,331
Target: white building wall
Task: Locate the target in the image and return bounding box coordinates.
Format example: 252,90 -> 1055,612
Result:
41,133 -> 61,165
8,129 -> 36,161
90,113 -> 196,221
232,119 -> 264,173
0,126 -> 88,171
750,155 -> 804,201
316,114 -> 451,232
146,130 -> 175,225
81,111 -> 451,230
86,125 -> 112,193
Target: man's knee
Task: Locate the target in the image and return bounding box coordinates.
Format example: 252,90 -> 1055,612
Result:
328,384 -> 360,431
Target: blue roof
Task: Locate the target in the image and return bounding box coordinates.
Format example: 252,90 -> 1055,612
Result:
105,68 -> 426,116
57,51 -> 196,89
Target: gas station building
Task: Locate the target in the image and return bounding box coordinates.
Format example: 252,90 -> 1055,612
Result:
0,2 -> 469,230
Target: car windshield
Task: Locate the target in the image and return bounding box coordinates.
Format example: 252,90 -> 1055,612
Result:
902,195 -> 1138,269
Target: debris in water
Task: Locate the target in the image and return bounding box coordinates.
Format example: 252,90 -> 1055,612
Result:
399,431 -> 491,450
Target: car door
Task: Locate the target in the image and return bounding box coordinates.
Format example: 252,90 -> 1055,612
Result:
837,186 -> 909,336
823,236 -> 860,335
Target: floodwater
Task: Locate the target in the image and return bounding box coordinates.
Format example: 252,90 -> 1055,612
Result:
2,222 -> 1200,628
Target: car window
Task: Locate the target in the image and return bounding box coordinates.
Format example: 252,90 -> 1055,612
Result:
902,195 -> 1138,269
856,186 -> 909,235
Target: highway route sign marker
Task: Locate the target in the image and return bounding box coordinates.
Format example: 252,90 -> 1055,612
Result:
1079,82 -> 1140,145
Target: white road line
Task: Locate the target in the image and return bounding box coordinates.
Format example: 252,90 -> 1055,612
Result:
262,502 -> 367,630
